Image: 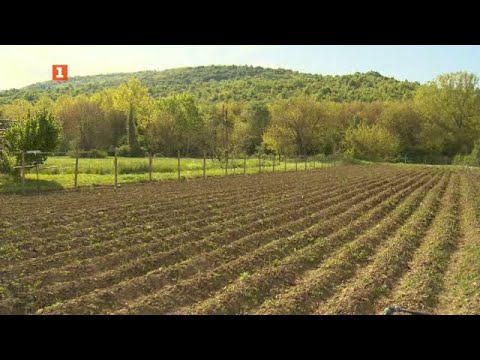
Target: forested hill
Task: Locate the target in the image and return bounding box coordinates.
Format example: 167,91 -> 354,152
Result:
0,65 -> 420,104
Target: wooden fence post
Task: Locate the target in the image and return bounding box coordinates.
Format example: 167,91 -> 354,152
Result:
177,150 -> 181,180
305,157 -> 307,170
313,156 -> 316,169
284,155 -> 287,172
225,151 -> 228,176
149,153 -> 153,182
203,150 -> 206,179
114,152 -> 118,187
35,163 -> 39,193
21,151 -> 25,194
272,155 -> 275,172
74,152 -> 79,190
295,157 -> 298,172
259,154 -> 261,174
244,155 -> 246,175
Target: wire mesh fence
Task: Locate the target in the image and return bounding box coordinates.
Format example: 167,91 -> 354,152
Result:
0,150 -> 340,195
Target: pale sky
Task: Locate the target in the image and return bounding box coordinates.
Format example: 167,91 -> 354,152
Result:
1,45 -> 480,91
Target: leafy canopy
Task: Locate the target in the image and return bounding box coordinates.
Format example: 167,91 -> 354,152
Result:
4,109 -> 61,166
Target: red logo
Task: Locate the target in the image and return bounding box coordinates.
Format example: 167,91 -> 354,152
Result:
52,65 -> 68,81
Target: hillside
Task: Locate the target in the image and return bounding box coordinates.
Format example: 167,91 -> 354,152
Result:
0,65 -> 420,104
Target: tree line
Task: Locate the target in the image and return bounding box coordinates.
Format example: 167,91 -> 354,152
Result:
1,71 -> 480,172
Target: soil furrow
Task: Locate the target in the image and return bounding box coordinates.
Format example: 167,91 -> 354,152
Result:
315,172 -> 451,314
36,170 -> 424,314
435,171 -> 480,314
184,171 -> 439,314
373,173 -> 461,314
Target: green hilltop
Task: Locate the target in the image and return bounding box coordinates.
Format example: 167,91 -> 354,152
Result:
0,65 -> 419,104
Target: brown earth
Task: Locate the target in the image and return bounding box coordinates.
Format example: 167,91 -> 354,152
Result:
0,164 -> 478,315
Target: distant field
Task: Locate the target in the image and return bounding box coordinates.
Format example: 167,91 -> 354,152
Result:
1,164 -> 479,314
0,155 -> 334,193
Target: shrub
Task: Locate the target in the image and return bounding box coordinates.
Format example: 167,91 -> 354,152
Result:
0,151 -> 16,174
116,145 -> 132,157
453,141 -> 480,166
4,110 -> 60,166
68,149 -> 108,158
115,145 -> 147,157
344,124 -> 400,162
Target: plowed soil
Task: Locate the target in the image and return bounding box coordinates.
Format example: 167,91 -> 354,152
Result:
1,165 -> 478,314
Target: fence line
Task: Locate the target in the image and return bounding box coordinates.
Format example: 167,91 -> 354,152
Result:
2,151 -> 337,195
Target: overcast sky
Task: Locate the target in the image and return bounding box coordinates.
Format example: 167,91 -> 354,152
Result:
1,45 -> 480,90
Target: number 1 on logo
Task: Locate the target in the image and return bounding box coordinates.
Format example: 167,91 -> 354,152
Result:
56,67 -> 64,78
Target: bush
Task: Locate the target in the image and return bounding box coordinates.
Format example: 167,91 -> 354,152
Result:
116,145 -> 147,157
406,153 -> 446,165
468,141 -> 480,165
453,141 -> 480,166
68,149 -> 108,158
344,124 -> 400,162
4,110 -> 60,166
0,151 -> 16,174
453,154 -> 466,165
335,151 -> 363,165
116,145 -> 132,157
130,147 -> 147,157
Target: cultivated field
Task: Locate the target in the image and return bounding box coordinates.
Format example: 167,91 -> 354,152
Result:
1,164 -> 479,314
